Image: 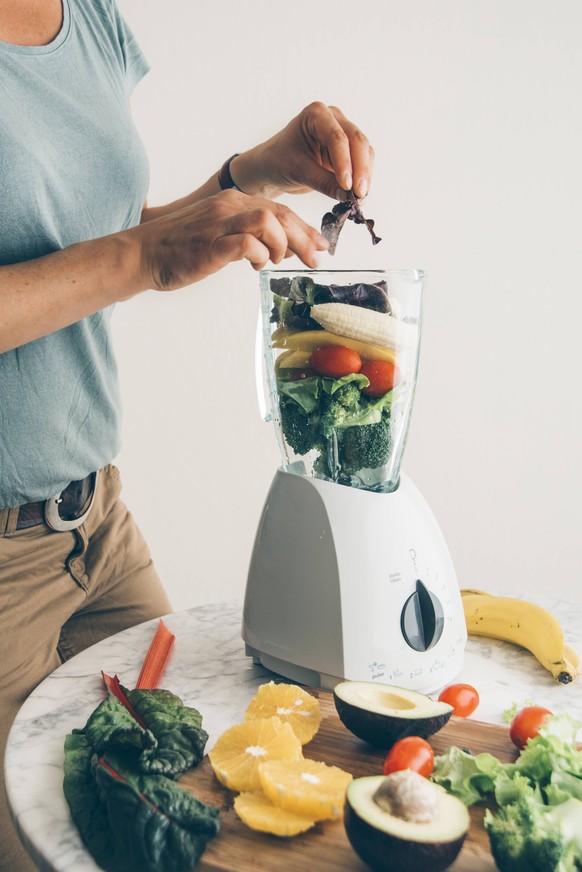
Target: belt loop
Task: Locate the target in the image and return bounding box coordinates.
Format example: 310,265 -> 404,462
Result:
0,507 -> 20,537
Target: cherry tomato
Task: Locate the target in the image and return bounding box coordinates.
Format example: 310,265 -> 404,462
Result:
382,736 -> 435,778
509,706 -> 553,750
360,359 -> 400,397
438,684 -> 480,717
309,345 -> 362,378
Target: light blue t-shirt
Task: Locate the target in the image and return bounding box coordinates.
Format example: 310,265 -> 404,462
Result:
0,0 -> 150,507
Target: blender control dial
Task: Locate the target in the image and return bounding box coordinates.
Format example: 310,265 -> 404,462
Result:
400,580 -> 445,652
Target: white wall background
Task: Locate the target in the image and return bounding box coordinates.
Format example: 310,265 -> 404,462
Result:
113,0 -> 582,611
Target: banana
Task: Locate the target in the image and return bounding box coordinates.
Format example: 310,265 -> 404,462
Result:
460,588 -> 490,597
461,591 -> 579,685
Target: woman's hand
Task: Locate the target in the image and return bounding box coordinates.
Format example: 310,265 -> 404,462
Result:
0,189 -> 329,352
228,102 -> 375,201
132,188 -> 329,291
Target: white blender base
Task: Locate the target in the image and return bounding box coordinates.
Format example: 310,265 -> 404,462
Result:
243,470 -> 467,694
245,645 -> 342,691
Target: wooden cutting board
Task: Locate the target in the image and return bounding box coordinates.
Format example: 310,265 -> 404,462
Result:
179,689 -> 517,871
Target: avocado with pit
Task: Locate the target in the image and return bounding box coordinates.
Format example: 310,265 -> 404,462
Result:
345,772 -> 469,872
333,681 -> 453,747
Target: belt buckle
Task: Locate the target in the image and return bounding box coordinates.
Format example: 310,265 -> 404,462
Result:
43,470 -> 100,532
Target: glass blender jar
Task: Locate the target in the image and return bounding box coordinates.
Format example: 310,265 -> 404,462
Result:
259,268 -> 424,491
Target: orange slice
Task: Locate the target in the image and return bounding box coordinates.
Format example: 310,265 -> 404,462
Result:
208,716 -> 302,792
258,758 -> 353,820
233,792 -> 316,838
245,682 -> 322,745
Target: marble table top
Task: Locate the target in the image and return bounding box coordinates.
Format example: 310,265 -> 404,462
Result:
6,595 -> 582,872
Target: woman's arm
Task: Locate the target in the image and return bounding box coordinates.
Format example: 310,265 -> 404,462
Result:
0,190 -> 327,353
1,103 -> 372,353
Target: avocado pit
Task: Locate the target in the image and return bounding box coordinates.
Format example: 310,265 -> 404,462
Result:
373,770 -> 437,823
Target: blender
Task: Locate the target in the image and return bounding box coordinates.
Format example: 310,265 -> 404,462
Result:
242,269 -> 466,693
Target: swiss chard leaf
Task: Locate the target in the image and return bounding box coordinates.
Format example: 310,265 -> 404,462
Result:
94,755 -> 220,872
63,733 -> 118,871
83,687 -> 208,777
64,689 -> 219,872
83,696 -> 157,759
126,688 -> 208,776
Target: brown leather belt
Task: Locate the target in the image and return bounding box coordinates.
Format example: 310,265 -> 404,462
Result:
14,471 -> 99,531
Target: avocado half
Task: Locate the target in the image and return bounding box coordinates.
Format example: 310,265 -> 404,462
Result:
345,775 -> 469,872
333,681 -> 453,747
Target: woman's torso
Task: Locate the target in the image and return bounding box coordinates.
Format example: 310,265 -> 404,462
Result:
0,0 -> 150,507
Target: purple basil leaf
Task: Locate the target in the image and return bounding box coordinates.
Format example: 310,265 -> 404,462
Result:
321,201 -> 352,255
321,191 -> 381,254
327,280 -> 391,313
347,191 -> 382,246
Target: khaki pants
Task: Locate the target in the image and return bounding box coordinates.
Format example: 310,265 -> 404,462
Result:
0,465 -> 172,871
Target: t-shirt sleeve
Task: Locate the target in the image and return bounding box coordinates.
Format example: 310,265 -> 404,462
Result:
110,1 -> 150,97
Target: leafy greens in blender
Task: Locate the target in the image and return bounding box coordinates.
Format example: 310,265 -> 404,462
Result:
270,276 -> 407,489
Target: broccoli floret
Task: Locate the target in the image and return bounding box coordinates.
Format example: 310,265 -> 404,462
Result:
339,419 -> 391,474
485,795 -> 582,872
280,401 -> 321,456
319,383 -> 362,432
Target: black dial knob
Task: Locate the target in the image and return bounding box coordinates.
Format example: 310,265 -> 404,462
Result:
400,579 -> 445,652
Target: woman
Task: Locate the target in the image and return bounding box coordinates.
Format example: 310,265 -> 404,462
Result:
0,1 -> 374,867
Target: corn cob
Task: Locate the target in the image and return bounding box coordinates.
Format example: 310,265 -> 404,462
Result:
309,303 -> 418,351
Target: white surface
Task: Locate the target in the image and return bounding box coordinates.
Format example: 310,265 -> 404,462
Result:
110,0 -> 582,613
6,597 -> 582,872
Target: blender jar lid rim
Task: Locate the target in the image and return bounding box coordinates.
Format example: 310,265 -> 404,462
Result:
260,268 -> 426,277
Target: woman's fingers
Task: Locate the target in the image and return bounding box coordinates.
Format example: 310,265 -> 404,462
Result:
221,199 -> 328,269
328,105 -> 374,198
213,233 -> 272,271
303,102 -> 353,191
138,190 -> 330,292
302,103 -> 374,199
223,207 -> 288,264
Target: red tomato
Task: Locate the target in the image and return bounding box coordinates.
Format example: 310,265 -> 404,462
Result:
509,706 -> 553,750
438,684 -> 480,718
382,736 -> 434,778
309,345 -> 362,378
360,359 -> 400,397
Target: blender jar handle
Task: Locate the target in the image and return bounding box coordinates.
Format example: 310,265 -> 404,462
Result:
255,308 -> 272,422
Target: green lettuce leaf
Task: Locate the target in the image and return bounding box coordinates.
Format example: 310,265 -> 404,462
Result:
514,714 -> 582,803
431,745 -> 504,805
493,768 -> 543,807
501,698 -> 537,725
278,373 -> 370,415
433,713 -> 582,811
